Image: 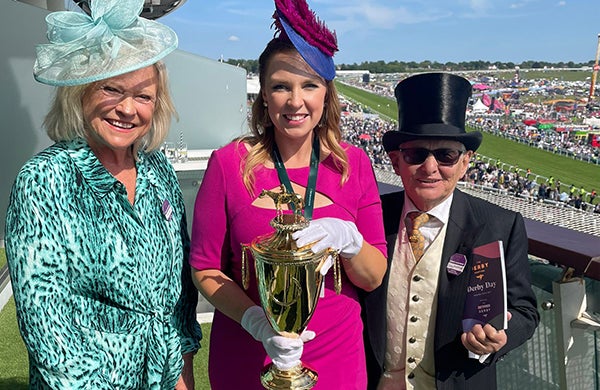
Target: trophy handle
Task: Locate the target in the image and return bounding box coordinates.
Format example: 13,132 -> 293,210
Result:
241,244 -> 250,290
331,249 -> 342,295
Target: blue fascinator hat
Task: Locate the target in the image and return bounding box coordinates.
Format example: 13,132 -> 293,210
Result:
33,0 -> 178,86
273,0 -> 338,81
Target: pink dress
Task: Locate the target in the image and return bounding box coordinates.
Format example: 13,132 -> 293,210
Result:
190,141 -> 386,389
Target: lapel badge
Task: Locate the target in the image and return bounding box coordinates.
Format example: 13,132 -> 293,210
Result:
447,253 -> 467,276
162,199 -> 173,221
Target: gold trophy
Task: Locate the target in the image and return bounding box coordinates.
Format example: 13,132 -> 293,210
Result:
242,185 -> 341,390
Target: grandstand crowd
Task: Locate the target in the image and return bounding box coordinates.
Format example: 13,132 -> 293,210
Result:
468,119 -> 600,164
337,87 -> 600,214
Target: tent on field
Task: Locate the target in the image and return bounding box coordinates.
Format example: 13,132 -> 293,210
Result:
472,99 -> 488,114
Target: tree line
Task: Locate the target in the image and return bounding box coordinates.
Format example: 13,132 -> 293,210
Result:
225,59 -> 596,75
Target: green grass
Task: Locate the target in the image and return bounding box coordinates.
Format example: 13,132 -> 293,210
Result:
419,69 -> 589,82
477,132 -> 599,191
0,295 -> 212,390
335,80 -> 600,193
0,248 -> 6,269
194,323 -> 211,389
0,297 -> 27,390
335,81 -> 397,121
497,69 -> 591,82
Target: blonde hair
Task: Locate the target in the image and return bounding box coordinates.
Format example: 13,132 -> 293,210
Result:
243,39 -> 348,196
43,61 -> 177,156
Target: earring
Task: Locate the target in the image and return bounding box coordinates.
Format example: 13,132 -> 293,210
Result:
318,110 -> 328,128
263,105 -> 272,126
263,102 -> 268,107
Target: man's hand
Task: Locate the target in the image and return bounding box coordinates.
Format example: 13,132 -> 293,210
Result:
461,312 -> 512,358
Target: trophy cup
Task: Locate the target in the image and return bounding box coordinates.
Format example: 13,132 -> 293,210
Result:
241,185 -> 341,390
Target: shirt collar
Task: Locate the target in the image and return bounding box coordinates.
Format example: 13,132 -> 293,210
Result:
403,192 -> 454,225
66,138 -> 151,197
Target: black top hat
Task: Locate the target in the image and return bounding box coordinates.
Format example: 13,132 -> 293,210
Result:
382,72 -> 482,152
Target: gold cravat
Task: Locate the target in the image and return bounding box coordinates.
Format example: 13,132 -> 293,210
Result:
408,212 -> 430,261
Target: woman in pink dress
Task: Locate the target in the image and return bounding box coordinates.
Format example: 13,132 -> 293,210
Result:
189,1 -> 387,388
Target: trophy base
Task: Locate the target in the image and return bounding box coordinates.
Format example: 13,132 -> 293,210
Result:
260,363 -> 318,389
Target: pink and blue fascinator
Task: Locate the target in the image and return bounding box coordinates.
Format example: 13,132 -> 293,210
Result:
33,0 -> 178,86
273,0 -> 338,81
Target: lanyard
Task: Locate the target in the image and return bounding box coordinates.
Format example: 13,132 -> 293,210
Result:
271,136 -> 320,221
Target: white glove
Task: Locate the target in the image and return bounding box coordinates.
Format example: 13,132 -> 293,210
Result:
241,306 -> 315,370
292,217 -> 364,260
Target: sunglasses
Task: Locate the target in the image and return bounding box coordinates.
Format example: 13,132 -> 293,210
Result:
398,147 -> 466,166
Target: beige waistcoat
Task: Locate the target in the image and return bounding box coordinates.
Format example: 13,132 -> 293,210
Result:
378,220 -> 447,390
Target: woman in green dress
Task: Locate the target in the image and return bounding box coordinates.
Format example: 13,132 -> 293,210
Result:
4,0 -> 201,388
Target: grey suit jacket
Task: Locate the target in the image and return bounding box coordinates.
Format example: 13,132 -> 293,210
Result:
361,189 -> 539,389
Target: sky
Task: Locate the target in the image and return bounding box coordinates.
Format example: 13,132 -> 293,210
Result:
159,0 -> 600,66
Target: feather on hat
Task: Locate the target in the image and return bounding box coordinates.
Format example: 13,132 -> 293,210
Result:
273,0 -> 338,81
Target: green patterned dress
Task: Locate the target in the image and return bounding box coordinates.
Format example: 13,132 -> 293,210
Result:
5,139 -> 201,389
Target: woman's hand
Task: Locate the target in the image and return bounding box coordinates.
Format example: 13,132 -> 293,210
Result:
174,352 -> 195,389
292,217 -> 363,260
241,306 -> 315,370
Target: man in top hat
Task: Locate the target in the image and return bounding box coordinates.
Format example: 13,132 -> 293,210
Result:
361,72 -> 539,389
